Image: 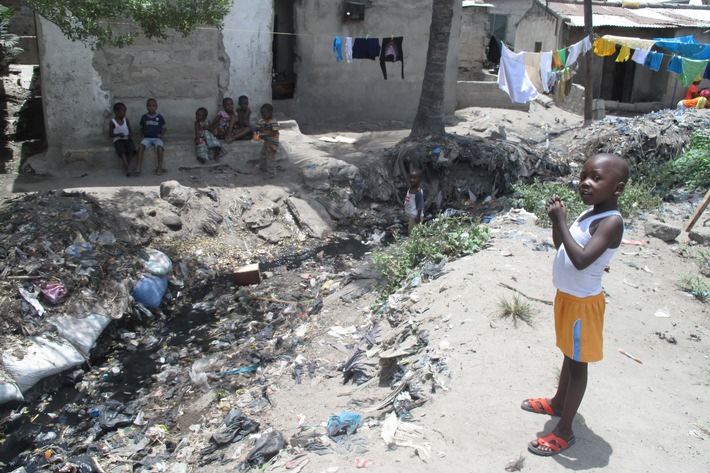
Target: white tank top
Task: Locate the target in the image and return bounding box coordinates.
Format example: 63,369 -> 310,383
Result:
552,209 -> 623,297
111,118 -> 129,142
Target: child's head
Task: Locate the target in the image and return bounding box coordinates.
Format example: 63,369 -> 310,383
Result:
260,103 -> 274,120
408,169 -> 423,187
579,153 -> 628,206
113,102 -> 126,118
238,95 -> 249,110
196,107 -> 208,121
146,98 -> 158,114
222,97 -> 234,113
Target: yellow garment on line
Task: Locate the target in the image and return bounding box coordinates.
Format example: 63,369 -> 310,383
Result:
616,45 -> 631,62
593,37 -> 616,57
552,51 -> 564,69
602,35 -> 656,51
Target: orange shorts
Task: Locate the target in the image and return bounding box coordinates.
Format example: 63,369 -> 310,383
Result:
554,290 -> 605,363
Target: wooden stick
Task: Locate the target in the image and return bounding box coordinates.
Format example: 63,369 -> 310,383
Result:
685,188 -> 710,232
497,282 -> 553,306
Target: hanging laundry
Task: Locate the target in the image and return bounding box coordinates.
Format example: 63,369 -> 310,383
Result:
643,51 -> 662,72
615,46 -> 631,63
680,58 -> 709,87
380,36 -> 404,80
602,35 -> 656,51
703,63 -> 710,80
524,52 -> 544,94
487,35 -> 501,65
497,44 -> 539,104
345,37 -> 354,64
557,49 -> 567,67
631,49 -> 649,65
552,51 -> 564,69
352,38 -> 381,60
654,35 -> 710,60
565,36 -> 592,68
593,37 -> 616,57
333,37 -> 343,62
668,56 -> 683,75
540,51 -> 556,93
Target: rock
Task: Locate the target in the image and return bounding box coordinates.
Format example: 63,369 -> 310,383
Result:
242,206 -> 276,229
160,181 -> 191,207
161,214 -> 183,230
286,197 -> 334,238
301,164 -> 331,191
689,226 -> 710,245
257,221 -> 292,243
485,124 -> 506,140
644,220 -> 680,242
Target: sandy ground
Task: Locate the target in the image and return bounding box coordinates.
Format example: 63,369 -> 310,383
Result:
2,92 -> 710,472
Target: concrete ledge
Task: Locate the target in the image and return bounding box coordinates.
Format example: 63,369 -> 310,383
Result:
456,81 -> 530,111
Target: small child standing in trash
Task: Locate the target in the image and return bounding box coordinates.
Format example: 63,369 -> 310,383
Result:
194,107 -> 223,163
109,102 -> 136,176
136,98 -> 167,176
404,169 -> 424,235
521,153 -> 628,457
256,103 -> 280,177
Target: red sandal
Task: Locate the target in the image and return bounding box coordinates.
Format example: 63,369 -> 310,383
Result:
521,397 -> 562,416
528,431 -> 576,456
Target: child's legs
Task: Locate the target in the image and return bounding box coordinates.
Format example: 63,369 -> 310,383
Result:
233,126 -> 253,140
156,146 -> 165,170
136,144 -> 146,170
554,356 -> 587,436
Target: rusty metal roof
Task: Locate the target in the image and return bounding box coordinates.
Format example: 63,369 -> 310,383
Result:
546,1 -> 710,28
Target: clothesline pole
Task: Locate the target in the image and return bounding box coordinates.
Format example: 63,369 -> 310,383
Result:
583,0 -> 593,124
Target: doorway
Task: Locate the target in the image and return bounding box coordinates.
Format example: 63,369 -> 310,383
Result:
272,0 -> 296,100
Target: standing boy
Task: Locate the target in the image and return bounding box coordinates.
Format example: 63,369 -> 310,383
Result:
109,102 -> 136,176
404,169 -> 424,235
522,153 -> 628,457
137,98 -> 167,176
257,103 -> 280,177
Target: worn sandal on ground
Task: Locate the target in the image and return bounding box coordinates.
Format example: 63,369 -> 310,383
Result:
528,432 -> 575,457
521,398 -> 562,416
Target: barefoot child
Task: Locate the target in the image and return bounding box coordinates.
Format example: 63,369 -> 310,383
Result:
212,97 -> 237,142
256,103 -> 280,177
194,107 -> 223,163
109,102 -> 136,176
136,98 -> 167,175
522,153 -> 628,457
232,95 -> 254,141
404,169 -> 424,235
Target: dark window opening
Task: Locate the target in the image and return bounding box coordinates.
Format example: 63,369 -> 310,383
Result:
272,0 -> 296,100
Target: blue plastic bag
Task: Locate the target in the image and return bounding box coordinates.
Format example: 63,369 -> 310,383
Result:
132,274 -> 168,309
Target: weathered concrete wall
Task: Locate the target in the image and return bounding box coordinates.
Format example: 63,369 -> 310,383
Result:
291,0 -> 462,126
459,6 -> 490,80
456,81 -> 529,110
514,2 -> 561,52
490,0 -> 533,48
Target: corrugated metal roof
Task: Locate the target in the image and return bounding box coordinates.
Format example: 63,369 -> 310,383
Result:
546,2 -> 710,28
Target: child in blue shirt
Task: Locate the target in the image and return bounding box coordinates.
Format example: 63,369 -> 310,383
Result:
137,98 -> 167,175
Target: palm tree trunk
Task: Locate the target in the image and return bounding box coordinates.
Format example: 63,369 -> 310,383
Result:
410,0 -> 454,138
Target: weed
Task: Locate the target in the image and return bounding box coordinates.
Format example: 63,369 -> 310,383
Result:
512,179 -> 661,227
680,273 -> 710,302
697,249 -> 710,277
498,295 -> 534,327
0,6 -> 22,68
665,130 -> 710,190
213,389 -> 229,401
372,216 -> 489,297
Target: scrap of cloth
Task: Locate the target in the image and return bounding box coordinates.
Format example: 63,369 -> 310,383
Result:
668,56 -> 683,75
565,36 -> 592,67
602,35 -> 656,51
593,37 -> 617,57
333,37 -> 343,62
345,37 -> 354,63
352,38 -> 381,60
644,51 -> 662,71
681,58 -> 709,86
541,51 -> 556,93
616,45 -> 631,63
654,35 -> 710,60
524,52 -> 544,94
380,36 -> 404,80
497,44 -> 539,104
631,49 -> 649,65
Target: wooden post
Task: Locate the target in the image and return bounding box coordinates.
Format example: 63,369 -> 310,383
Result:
685,189 -> 710,233
583,0 -> 594,124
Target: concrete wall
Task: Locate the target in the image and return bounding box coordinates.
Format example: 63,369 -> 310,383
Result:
514,2 -> 561,52
290,0 -> 462,126
457,81 -> 529,110
37,0 -> 460,152
459,6 -> 490,80
490,0 -> 533,48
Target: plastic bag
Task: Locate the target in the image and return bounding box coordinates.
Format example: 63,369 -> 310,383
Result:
39,282 -> 67,304
142,249 -> 173,276
132,274 -> 169,309
98,399 -> 141,430
326,410 -> 362,438
211,408 -> 260,445
3,336 -> 85,392
50,313 -> 112,356
243,430 -> 285,469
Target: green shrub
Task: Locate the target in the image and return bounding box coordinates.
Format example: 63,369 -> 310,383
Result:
665,130 -> 710,189
0,6 -> 21,67
372,217 -> 489,297
680,273 -> 710,303
512,180 -> 661,227
498,295 -> 534,327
